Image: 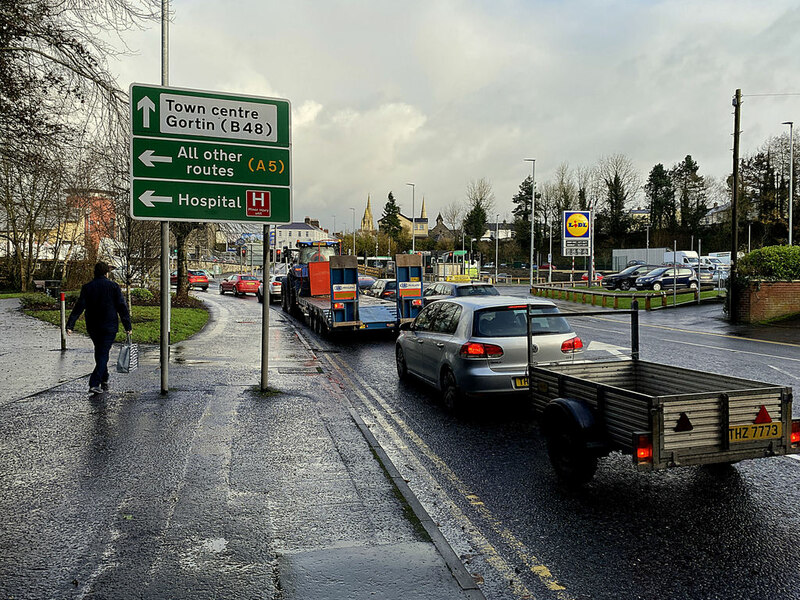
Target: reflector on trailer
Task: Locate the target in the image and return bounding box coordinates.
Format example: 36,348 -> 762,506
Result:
333,302 -> 344,310
791,420 -> 800,446
674,412 -> 694,432
754,405 -> 772,424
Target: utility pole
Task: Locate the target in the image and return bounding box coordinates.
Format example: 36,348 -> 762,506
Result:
730,89 -> 741,321
159,0 -> 170,394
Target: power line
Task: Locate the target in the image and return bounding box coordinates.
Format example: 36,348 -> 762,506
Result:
742,92 -> 800,97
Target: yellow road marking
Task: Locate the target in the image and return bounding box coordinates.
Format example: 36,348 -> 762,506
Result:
324,353 -> 572,599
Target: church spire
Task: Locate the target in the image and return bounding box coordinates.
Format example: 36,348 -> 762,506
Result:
360,194 -> 375,232
420,197 -> 427,219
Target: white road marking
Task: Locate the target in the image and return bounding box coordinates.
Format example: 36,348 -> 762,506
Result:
768,364 -> 800,381
662,339 -> 800,363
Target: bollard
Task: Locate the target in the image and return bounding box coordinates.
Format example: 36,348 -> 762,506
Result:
59,292 -> 66,351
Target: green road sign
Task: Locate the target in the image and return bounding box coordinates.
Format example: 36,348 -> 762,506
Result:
130,83 -> 291,224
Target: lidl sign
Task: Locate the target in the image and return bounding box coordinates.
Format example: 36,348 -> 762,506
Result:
130,83 -> 291,224
562,211 -> 592,256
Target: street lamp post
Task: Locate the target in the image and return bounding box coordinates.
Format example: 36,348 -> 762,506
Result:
495,214 -> 499,283
784,121 -> 794,246
406,182 -> 416,253
332,215 -> 336,237
350,207 -> 356,257
524,159 -> 536,286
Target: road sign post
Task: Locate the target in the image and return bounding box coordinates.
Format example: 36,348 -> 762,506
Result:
130,83 -> 291,224
131,83 -> 291,394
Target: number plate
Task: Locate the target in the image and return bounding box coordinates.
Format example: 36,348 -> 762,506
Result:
513,377 -> 529,389
728,422 -> 782,443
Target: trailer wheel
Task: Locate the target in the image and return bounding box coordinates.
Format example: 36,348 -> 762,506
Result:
395,346 -> 408,380
546,425 -> 598,487
441,368 -> 461,412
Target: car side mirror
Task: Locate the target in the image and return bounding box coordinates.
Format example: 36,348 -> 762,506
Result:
399,321 -> 412,331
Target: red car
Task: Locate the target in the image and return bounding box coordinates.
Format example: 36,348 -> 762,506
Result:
219,274 -> 260,297
170,270 -> 209,291
581,271 -> 604,282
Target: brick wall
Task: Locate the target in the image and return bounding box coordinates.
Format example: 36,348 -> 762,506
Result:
737,280 -> 800,323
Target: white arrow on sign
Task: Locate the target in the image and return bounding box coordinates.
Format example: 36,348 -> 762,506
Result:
137,96 -> 156,128
138,149 -> 173,167
139,190 -> 172,208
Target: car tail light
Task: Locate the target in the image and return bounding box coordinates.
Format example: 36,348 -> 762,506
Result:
561,336 -> 584,353
459,342 -> 504,358
333,302 -> 345,310
636,434 -> 653,463
791,420 -> 800,447
412,299 -> 422,306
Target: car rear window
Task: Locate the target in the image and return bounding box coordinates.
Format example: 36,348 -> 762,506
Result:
473,306 -> 571,337
455,285 -> 499,296
240,275 -> 258,280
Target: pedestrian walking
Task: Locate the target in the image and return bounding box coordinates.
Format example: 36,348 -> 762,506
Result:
66,262 -> 133,395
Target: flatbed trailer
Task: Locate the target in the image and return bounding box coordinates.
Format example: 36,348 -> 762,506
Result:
528,304 -> 799,485
296,293 -> 400,335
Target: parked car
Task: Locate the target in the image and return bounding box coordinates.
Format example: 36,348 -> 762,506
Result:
219,274 -> 260,296
395,296 -> 583,411
537,263 -> 558,271
697,267 -> 715,288
423,282 -> 499,305
358,275 -> 377,290
581,272 -> 604,282
170,270 -> 209,291
601,264 -> 660,291
257,274 -> 285,303
635,266 -> 698,291
195,269 -> 214,280
367,278 -> 397,300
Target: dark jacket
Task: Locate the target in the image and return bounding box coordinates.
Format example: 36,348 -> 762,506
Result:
67,276 -> 132,336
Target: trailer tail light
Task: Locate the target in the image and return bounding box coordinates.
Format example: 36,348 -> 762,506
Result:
561,336 -> 584,353
412,299 -> 422,306
791,420 -> 800,447
636,434 -> 653,463
459,342 -> 504,359
333,302 -> 344,310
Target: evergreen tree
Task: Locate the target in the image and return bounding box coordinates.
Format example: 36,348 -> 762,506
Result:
511,176 -> 534,251
463,202 -> 488,242
671,155 -> 707,232
644,163 -> 676,232
380,191 -> 402,240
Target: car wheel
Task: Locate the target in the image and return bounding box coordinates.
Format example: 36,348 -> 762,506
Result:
257,290 -> 263,303
689,281 -> 698,290
441,368 -> 461,412
395,346 -> 408,380
619,280 -> 631,291
202,286 -> 208,292
234,288 -> 240,297
652,282 -> 662,291
219,286 -> 225,295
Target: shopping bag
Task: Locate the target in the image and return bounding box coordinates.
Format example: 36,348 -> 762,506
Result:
116,334 -> 139,373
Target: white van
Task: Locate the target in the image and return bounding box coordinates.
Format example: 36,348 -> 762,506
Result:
663,250 -> 699,267
707,251 -> 732,266
700,255 -> 729,270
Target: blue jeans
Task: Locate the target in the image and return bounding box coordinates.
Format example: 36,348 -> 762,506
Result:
89,332 -> 117,388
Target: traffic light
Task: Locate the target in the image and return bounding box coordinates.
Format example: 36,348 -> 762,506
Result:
241,247 -> 246,257
275,249 -> 281,262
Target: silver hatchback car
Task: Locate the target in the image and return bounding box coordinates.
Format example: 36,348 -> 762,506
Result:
395,296 -> 583,410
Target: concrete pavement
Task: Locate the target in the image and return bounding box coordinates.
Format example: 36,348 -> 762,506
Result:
0,297 -> 483,599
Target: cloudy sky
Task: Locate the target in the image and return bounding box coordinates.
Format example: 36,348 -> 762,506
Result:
113,0 -> 800,231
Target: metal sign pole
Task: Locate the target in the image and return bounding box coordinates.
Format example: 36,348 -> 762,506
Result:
261,224 -> 271,392
160,0 -> 170,395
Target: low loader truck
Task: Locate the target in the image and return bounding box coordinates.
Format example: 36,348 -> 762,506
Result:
282,242 -> 423,335
525,304 -> 800,485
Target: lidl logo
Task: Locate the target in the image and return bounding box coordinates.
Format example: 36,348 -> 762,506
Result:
564,212 -> 590,238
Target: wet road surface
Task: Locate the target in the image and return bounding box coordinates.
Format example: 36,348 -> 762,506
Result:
287,292 -> 800,600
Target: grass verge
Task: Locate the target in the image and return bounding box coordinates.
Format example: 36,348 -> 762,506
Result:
535,288 -> 723,309
25,305 -> 209,344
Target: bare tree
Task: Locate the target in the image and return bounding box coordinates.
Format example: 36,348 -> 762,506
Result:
441,200 -> 465,236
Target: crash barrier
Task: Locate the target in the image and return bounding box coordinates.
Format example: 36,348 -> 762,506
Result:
530,284 -> 704,310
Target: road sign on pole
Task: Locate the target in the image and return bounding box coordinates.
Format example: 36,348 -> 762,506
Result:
130,83 -> 291,224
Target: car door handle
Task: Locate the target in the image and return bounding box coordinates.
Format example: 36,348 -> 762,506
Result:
417,339 -> 425,344
435,343 -> 444,348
